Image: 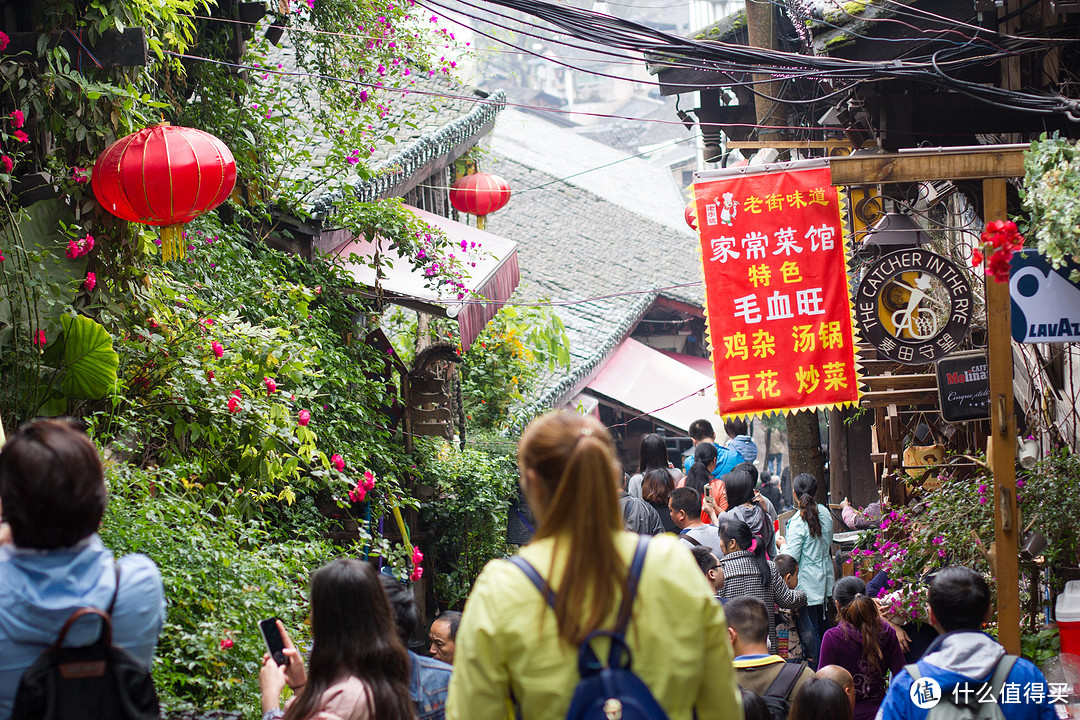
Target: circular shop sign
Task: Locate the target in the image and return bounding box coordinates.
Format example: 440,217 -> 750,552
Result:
855,248 -> 973,365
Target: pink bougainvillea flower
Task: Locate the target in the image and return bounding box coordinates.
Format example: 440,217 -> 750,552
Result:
1,155 -> 12,174
412,546 -> 423,565
12,130 -> 28,143
10,110 -> 24,129
298,409 -> 311,426
331,454 -> 345,472
84,272 -> 96,291
72,166 -> 90,184
220,638 -> 234,649
33,330 -> 46,346
264,376 -> 277,394
228,396 -> 240,413
0,31 -> 9,52
211,341 -> 224,358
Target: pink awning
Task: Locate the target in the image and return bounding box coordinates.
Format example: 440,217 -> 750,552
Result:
329,205 -> 519,351
587,338 -> 724,433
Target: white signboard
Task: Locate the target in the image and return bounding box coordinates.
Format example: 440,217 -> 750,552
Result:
1010,249 -> 1080,344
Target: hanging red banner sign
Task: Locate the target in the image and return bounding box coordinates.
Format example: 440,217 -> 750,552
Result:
692,163 -> 860,418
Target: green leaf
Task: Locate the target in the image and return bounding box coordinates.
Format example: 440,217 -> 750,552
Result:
59,313 -> 120,399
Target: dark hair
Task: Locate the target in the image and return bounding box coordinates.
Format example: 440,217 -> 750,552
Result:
637,433 -> 669,474
774,553 -> 798,579
929,566 -> 991,632
690,545 -> 718,574
0,419 -> 106,549
689,419 -> 715,442
693,441 -> 718,467
718,519 -> 770,585
434,610 -> 462,640
641,467 -> 675,506
725,596 -> 769,645
739,688 -> 772,720
285,559 -> 412,720
794,473 -> 822,538
683,461 -> 711,496
669,486 -> 701,518
733,461 -> 758,485
519,412 -> 626,646
833,576 -> 883,673
724,418 -> 748,438
788,678 -> 853,720
722,469 -> 755,507
378,574 -> 418,645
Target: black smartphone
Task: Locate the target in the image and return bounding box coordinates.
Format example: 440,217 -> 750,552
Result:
259,618 -> 289,666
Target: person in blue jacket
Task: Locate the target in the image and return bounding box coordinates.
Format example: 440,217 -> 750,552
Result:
0,419 -> 166,720
683,418 -> 759,478
876,566 -> 1058,720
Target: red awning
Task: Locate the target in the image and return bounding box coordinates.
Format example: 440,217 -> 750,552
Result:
329,205 -> 519,351
587,338 -> 723,433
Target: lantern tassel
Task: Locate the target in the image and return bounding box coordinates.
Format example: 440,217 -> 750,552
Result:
476,215 -> 486,231
160,225 -> 185,262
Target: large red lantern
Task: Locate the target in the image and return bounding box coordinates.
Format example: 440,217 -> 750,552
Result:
93,125 -> 236,261
449,172 -> 510,230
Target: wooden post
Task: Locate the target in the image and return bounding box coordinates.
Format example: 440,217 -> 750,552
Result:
744,0 -> 787,137
984,177 -> 1021,654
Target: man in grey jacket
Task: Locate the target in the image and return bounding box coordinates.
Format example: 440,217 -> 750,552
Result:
618,471 -> 663,535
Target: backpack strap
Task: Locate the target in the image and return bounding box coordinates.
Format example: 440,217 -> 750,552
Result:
904,663 -> 922,682
679,531 -> 703,548
987,655 -> 1018,697
763,662 -> 804,702
107,563 -> 122,616
613,535 -> 650,637
506,556 -> 556,609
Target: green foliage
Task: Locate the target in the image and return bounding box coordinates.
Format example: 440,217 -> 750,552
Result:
419,436 -> 518,609
1021,626 -> 1061,668
58,313 -> 120,398
99,463 -> 344,717
459,304 -> 570,430
1022,135 -> 1080,281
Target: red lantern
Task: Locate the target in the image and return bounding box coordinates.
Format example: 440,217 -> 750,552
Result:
449,172 -> 510,229
685,200 -> 697,230
93,125 -> 236,261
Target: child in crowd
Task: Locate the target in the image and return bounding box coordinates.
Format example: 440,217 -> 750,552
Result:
773,554 -> 805,661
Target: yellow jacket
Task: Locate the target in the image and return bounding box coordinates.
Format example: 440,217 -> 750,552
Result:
446,532 -> 742,720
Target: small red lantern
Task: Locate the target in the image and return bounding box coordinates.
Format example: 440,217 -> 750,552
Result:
449,172 -> 510,230
685,200 -> 697,230
93,125 -> 236,261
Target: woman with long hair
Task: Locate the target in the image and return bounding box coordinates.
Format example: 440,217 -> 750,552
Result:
446,412 -> 739,720
716,519 -> 805,653
259,558 -> 413,720
681,445 -> 722,524
817,576 -> 905,720
779,473 -> 834,668
642,467 -> 678,533
628,433 -> 680,498
717,470 -> 774,557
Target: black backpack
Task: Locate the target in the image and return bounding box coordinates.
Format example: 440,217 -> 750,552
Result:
757,662 -> 805,720
12,565 -> 160,720
509,535 -> 671,720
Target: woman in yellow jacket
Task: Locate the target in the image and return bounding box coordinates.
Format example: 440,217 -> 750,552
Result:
446,411 -> 742,720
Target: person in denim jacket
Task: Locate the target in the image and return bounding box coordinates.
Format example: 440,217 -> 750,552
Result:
380,575 -> 452,720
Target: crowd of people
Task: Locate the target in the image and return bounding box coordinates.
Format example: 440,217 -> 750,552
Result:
0,415 -> 1063,720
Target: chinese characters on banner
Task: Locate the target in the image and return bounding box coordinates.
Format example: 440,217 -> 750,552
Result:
693,165 -> 860,417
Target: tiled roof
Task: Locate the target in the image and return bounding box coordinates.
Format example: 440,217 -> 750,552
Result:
482,114 -> 704,410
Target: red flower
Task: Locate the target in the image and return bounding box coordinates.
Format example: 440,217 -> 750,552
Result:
298,409 -> 311,426
232,388 -> 242,398
207,370 -> 215,382
1,155 -> 12,174
362,469 -> 376,491
84,272 -> 96,291
987,250 -> 1013,283
970,248 -> 984,267
10,110 -> 24,129
33,330 -> 46,346
220,638 -> 234,650
66,240 -> 80,259
72,166 -> 90,184
264,376 -> 277,394
13,130 -> 28,143
331,453 -> 345,472
348,483 -> 367,503
228,396 -> 240,413
409,566 -> 423,581
412,546 -> 423,565
211,341 -> 224,358
0,31 -> 9,52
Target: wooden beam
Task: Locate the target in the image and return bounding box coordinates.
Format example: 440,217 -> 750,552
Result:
726,140 -> 871,150
0,28 -> 148,68
830,145 -> 1027,186
985,176 -> 1021,655
861,374 -> 938,391
859,389 -> 940,407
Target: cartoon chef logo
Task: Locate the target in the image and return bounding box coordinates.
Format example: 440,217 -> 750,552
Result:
718,192 -> 738,226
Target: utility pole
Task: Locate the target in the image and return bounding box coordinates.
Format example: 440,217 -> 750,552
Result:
743,0 -> 825,493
